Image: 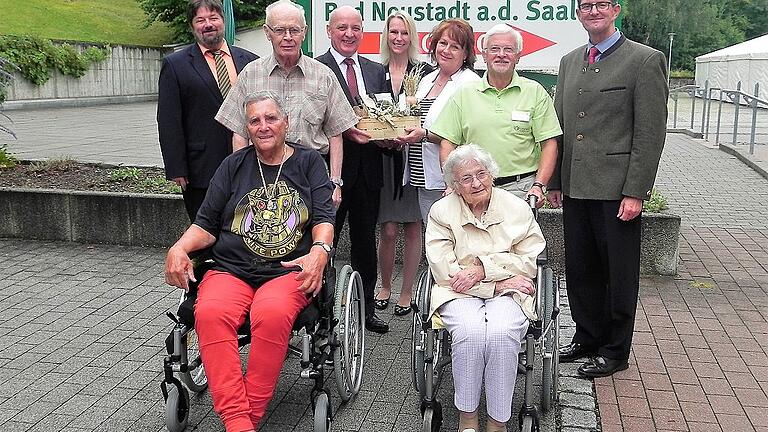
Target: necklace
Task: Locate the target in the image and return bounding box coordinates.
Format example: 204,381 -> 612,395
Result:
256,145 -> 287,220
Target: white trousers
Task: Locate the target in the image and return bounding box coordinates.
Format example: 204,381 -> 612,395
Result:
438,296 -> 529,423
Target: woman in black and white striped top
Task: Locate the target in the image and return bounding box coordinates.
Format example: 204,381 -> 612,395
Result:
395,19 -> 482,221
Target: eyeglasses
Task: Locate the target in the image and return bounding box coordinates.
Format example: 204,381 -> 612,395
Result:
266,24 -> 305,36
456,170 -> 491,186
486,46 -> 517,55
436,39 -> 463,53
578,1 -> 615,13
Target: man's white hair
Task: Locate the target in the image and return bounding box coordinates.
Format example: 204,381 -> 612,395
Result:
482,24 -> 523,54
265,0 -> 306,26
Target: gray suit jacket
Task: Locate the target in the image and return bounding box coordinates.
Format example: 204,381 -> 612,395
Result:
551,35 -> 668,200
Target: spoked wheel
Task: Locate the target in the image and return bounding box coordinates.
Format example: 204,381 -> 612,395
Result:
411,269 -> 430,397
178,328 -> 208,393
411,310 -> 426,398
313,392 -> 330,432
421,404 -> 442,432
164,383 -> 189,432
540,267 -> 558,411
333,264 -> 366,402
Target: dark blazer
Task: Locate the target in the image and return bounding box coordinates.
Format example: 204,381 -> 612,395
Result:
551,36 -> 668,201
316,50 -> 389,190
157,44 -> 258,188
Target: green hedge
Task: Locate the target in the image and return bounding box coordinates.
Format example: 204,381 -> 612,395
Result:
0,35 -> 110,101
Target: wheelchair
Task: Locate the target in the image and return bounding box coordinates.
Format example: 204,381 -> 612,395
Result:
160,252 -> 366,432
410,198 -> 560,432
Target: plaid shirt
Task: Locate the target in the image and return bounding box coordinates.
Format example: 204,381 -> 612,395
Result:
215,54 -> 357,154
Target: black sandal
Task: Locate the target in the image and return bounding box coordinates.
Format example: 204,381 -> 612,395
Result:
394,305 -> 412,316
374,297 -> 390,310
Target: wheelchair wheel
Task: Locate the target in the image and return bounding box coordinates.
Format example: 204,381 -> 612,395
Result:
411,269 -> 431,397
178,328 -> 208,394
164,383 -> 189,432
521,415 -> 536,432
313,392 -> 330,432
333,264 -> 366,402
422,404 -> 442,432
411,310 -> 426,397
540,267 -> 559,411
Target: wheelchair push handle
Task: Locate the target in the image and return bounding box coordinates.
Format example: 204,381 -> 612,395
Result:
527,194 -> 539,218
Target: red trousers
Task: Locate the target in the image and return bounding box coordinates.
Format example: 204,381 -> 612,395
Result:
195,270 -> 311,432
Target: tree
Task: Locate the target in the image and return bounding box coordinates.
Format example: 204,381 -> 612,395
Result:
621,0 -> 760,71
139,0 -> 268,44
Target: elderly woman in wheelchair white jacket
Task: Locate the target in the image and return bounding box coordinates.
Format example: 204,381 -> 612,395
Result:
164,91 -> 335,432
425,144 -> 545,432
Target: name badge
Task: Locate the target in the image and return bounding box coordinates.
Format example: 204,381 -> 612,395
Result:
511,111 -> 531,122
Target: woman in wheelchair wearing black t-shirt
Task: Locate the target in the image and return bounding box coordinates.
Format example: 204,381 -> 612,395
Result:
164,91 -> 334,432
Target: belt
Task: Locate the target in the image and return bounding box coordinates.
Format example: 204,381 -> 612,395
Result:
496,170 -> 536,186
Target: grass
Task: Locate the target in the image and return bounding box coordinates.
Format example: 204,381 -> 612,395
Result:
109,166 -> 142,182
28,157 -> 79,172
0,145 -> 18,168
0,0 -> 173,47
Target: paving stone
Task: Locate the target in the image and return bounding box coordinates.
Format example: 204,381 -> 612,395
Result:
561,407 -> 597,428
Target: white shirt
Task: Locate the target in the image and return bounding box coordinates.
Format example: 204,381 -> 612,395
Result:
329,47 -> 368,99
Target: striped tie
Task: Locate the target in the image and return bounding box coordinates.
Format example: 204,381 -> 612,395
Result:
211,50 -> 231,97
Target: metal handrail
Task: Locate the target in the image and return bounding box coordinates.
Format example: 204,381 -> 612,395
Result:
669,80 -> 767,154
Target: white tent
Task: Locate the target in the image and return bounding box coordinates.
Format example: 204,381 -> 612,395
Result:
695,34 -> 768,96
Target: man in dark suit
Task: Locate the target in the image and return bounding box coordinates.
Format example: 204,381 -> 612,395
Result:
548,0 -> 668,377
316,5 -> 390,334
157,0 -> 258,222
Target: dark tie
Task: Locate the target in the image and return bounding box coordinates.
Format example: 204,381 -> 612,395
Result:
343,57 -> 359,100
211,50 -> 231,97
588,46 -> 600,65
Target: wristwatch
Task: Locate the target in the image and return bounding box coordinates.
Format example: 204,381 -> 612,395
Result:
312,241 -> 332,254
532,181 -> 547,193
330,177 -> 343,188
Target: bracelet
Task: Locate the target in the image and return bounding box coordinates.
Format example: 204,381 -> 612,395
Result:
532,181 -> 546,189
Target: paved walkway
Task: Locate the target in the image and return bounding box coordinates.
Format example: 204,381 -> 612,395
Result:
2,103 -> 161,167
593,134 -> 768,432
2,102 -> 768,431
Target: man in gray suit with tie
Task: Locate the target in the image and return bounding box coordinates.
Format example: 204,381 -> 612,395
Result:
548,0 -> 668,378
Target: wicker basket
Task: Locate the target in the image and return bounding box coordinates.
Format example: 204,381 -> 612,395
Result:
356,115 -> 420,140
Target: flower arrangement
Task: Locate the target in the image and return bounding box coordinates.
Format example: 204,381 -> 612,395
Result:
354,65 -> 426,140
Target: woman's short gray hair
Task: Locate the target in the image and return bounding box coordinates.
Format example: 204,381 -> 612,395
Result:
442,144 -> 500,185
243,90 -> 287,118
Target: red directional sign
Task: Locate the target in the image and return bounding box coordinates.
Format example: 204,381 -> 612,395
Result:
358,28 -> 555,57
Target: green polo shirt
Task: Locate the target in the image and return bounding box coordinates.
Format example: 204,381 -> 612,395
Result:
431,72 -> 562,177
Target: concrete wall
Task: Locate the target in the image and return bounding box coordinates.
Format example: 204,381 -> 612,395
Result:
0,188 -> 680,275
0,188 -> 187,247
4,44 -> 166,107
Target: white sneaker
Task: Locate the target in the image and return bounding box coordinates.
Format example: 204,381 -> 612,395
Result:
461,429 -> 477,432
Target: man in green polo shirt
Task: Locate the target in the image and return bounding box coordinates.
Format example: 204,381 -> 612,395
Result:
431,24 -> 561,203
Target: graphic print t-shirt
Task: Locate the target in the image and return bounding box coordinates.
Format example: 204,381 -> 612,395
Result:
195,144 -> 334,287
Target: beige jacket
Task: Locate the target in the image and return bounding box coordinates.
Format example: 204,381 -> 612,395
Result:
425,188 -> 546,319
